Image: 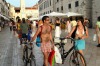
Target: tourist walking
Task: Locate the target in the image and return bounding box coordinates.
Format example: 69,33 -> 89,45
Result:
20,18 -> 29,42
9,21 -> 13,31
95,16 -> 100,47
55,17 -> 61,38
16,19 -> 22,44
65,18 -> 71,34
83,18 -> 89,27
12,20 -> 16,35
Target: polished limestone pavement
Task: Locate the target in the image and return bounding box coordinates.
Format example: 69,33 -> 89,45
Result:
0,27 -> 100,66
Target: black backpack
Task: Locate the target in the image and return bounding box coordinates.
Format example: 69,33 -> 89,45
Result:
71,25 -> 86,39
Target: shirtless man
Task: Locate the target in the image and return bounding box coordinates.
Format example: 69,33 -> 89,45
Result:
31,16 -> 54,66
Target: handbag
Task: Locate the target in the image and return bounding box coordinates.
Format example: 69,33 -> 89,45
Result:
48,50 -> 55,66
54,46 -> 62,64
93,34 -> 97,41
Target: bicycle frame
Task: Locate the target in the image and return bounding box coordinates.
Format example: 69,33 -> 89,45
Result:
58,39 -> 76,63
24,44 -> 33,59
23,42 -> 35,65
55,38 -> 87,66
64,42 -> 75,58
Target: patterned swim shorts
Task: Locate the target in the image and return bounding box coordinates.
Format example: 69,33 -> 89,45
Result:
41,42 -> 52,52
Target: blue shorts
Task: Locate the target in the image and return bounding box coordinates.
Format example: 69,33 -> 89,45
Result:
22,33 -> 27,39
75,40 -> 85,50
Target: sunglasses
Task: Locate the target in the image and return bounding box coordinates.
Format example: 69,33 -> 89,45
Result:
45,19 -> 50,21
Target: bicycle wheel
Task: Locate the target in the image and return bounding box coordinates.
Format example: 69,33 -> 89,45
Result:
69,51 -> 87,66
23,46 -> 28,66
30,54 -> 36,66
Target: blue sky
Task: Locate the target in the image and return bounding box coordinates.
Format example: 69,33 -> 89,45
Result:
6,0 -> 39,7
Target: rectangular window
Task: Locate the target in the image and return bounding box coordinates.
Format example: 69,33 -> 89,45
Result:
57,8 -> 59,12
41,4 -> 43,10
44,1 -> 46,9
47,1 -> 49,7
61,6 -> 63,11
75,1 -> 79,7
50,10 -> 51,13
50,0 -> 51,6
57,0 -> 59,2
44,2 -> 45,9
3,0 -> 4,1
68,4 -> 71,9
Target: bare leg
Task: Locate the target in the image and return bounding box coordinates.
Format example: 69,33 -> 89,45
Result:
98,36 -> 100,44
78,50 -> 85,66
79,50 -> 83,55
43,52 -> 49,66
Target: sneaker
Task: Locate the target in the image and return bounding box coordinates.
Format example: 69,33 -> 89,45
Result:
97,44 -> 100,47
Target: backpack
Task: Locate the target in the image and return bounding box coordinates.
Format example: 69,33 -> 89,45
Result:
71,25 -> 86,39
36,25 -> 52,47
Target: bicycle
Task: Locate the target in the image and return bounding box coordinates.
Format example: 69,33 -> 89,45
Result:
22,40 -> 36,66
55,37 -> 87,66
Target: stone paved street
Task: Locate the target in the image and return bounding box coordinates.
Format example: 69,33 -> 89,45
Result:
0,27 -> 100,66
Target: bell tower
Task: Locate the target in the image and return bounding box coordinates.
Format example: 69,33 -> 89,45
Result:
20,0 -> 26,18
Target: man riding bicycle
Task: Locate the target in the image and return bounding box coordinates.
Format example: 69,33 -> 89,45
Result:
20,18 -> 29,44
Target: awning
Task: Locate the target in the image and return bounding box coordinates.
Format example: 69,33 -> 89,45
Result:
28,17 -> 39,20
65,12 -> 83,17
0,14 -> 10,20
45,12 -> 66,16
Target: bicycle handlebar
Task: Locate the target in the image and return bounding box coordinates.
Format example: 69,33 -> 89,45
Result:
59,37 -> 76,41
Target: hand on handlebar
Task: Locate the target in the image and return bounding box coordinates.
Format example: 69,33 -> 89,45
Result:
51,44 -> 54,50
65,35 -> 71,39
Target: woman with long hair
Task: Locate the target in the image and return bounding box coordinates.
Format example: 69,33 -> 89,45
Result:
55,17 -> 61,38
67,17 -> 89,55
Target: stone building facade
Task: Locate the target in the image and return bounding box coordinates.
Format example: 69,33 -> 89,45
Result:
0,0 -> 10,19
92,0 -> 100,27
8,0 -> 39,21
38,0 -> 93,27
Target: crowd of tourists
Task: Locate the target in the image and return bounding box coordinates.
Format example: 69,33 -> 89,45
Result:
7,16 -> 100,66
